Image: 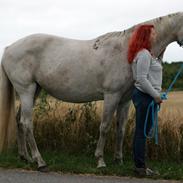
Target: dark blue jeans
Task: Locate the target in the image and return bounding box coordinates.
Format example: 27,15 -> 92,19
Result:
132,87 -> 156,168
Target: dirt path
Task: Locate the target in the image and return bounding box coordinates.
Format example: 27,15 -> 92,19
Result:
0,168 -> 181,183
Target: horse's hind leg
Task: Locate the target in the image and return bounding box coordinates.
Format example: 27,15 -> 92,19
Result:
17,83 -> 47,170
16,105 -> 32,163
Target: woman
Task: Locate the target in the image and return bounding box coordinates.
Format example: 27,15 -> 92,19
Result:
128,24 -> 162,176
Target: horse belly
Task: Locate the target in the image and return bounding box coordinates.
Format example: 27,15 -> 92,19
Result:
40,84 -> 104,103
36,69 -> 104,103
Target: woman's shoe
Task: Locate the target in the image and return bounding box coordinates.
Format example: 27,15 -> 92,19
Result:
134,167 -> 160,176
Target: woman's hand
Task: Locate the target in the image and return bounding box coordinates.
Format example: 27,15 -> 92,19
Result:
154,96 -> 163,104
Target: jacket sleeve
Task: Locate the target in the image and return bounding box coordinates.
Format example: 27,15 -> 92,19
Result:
136,50 -> 160,98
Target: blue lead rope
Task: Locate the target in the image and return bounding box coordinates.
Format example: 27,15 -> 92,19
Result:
144,63 -> 183,144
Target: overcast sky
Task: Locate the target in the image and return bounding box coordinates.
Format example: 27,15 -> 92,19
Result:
0,0 -> 183,63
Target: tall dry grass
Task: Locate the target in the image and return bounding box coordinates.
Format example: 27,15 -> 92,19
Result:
30,91 -> 183,160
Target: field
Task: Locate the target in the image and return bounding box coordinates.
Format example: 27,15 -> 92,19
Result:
1,91 -> 182,180
30,91 -> 183,161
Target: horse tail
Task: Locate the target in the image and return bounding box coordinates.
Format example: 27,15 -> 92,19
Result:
0,52 -> 16,152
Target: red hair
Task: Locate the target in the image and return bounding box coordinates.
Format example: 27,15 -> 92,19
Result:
127,24 -> 154,64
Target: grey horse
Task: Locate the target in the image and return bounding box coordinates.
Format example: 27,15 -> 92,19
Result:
0,12 -> 183,171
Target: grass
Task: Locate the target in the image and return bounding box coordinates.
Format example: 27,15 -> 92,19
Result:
30,91 -> 183,161
0,150 -> 183,180
2,91 -> 182,180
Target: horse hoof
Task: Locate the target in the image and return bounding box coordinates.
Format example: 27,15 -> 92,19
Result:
97,164 -> 106,168
97,158 -> 106,168
38,165 -> 49,172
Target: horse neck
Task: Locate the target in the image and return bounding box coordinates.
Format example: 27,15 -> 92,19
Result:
152,14 -> 182,58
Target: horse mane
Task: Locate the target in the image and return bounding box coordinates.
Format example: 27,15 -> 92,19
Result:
93,12 -> 183,49
93,31 -> 125,49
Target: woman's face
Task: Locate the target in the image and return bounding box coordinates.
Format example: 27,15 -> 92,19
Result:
150,28 -> 157,43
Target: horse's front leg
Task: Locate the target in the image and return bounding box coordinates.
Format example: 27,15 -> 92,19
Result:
114,101 -> 131,164
95,92 -> 121,168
